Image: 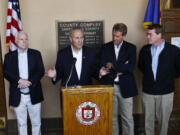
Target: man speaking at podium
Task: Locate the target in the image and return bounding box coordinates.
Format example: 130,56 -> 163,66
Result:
46,27 -> 98,87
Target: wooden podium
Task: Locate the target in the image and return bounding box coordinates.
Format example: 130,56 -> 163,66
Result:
62,85 -> 113,135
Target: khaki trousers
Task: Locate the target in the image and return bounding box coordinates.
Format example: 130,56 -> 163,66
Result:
142,92 -> 174,135
112,84 -> 134,135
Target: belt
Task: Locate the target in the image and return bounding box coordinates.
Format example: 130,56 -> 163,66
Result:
20,92 -> 30,95
114,81 -> 119,84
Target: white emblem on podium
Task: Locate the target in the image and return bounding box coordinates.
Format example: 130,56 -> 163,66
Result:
76,101 -> 100,125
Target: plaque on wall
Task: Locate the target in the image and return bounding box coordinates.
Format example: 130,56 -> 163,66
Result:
171,37 -> 180,48
57,21 -> 104,53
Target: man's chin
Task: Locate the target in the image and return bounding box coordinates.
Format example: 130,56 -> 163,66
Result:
78,46 -> 83,49
113,42 -> 119,45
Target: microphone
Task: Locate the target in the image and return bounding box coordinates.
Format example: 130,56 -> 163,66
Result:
65,57 -> 77,88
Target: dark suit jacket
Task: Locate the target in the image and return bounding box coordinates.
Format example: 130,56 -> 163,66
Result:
138,42 -> 180,95
100,41 -> 138,98
53,46 -> 98,86
3,49 -> 45,107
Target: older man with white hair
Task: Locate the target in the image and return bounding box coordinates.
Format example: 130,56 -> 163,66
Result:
3,31 -> 45,135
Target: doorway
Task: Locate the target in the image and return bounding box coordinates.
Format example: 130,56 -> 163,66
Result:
0,35 -> 7,129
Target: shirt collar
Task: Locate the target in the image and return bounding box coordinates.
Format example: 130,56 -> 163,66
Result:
71,45 -> 82,55
114,40 -> 123,49
18,48 -> 28,55
152,39 -> 165,49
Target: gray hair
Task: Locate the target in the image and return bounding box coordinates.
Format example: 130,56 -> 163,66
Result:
69,27 -> 84,37
15,31 -> 28,43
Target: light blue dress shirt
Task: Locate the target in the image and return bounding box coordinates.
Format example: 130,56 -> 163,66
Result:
18,49 -> 30,93
151,39 -> 165,80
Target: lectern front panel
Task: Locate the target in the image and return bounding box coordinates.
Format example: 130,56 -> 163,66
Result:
62,85 -> 113,135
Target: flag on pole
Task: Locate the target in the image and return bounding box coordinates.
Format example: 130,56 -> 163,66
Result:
6,0 -> 22,51
143,0 -> 161,29
6,0 -> 22,112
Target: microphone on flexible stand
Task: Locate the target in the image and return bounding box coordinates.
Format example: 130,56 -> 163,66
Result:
65,57 -> 77,88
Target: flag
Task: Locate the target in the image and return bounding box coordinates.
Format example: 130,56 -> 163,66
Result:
6,0 -> 22,51
164,0 -> 170,9
143,0 -> 161,29
6,0 -> 22,112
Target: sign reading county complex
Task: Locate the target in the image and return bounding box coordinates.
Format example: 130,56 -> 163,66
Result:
76,101 -> 100,125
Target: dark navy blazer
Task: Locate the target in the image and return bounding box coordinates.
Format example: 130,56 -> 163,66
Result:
54,46 -> 98,86
3,49 -> 45,107
100,41 -> 138,98
138,42 -> 180,95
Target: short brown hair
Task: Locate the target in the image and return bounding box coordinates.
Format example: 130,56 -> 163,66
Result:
148,24 -> 162,35
112,23 -> 127,36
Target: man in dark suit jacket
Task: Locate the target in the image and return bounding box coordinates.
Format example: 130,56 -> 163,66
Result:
3,31 -> 44,135
138,24 -> 180,135
46,28 -> 98,86
99,23 -> 138,135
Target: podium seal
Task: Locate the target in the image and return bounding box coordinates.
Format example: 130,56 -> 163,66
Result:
76,101 -> 100,125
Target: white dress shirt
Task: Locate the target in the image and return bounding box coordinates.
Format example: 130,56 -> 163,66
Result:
18,49 -> 29,93
71,46 -> 82,80
114,41 -> 123,82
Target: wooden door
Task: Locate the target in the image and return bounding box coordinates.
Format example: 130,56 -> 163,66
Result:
0,35 -> 7,129
162,8 -> 180,109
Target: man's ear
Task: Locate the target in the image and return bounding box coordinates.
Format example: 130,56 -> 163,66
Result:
123,34 -> 127,39
159,33 -> 162,38
69,37 -> 72,42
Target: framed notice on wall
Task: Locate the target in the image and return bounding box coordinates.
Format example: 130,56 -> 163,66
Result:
57,21 -> 104,53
